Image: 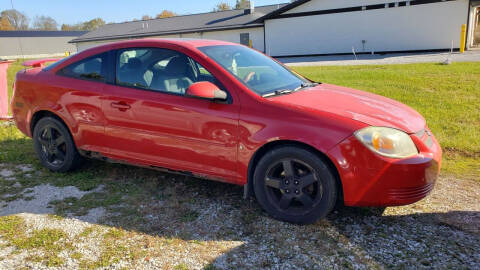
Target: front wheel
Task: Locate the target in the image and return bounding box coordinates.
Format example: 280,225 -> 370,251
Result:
33,117 -> 83,172
253,146 -> 337,224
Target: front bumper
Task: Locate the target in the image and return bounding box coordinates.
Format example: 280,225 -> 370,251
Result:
327,128 -> 442,207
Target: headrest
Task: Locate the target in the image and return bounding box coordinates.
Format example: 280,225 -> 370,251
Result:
126,58 -> 142,70
165,56 -> 189,76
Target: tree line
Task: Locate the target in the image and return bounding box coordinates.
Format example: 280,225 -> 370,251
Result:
213,0 -> 251,12
0,9 -> 179,31
0,0 -> 252,31
0,9 -> 106,31
131,0 -> 250,21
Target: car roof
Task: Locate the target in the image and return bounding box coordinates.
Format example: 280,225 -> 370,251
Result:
88,38 -> 238,52
50,38 -> 241,73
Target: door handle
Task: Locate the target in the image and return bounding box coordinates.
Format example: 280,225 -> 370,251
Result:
110,101 -> 131,111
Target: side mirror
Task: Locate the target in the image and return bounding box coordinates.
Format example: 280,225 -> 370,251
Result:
186,81 -> 227,102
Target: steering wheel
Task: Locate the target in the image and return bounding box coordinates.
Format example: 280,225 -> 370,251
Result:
243,71 -> 256,83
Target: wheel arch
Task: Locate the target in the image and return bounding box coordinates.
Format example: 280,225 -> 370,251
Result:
30,110 -> 74,141
244,140 -> 344,204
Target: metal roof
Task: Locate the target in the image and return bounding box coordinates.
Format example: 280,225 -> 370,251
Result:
71,4 -> 287,43
252,0 -> 311,23
0,31 -> 87,38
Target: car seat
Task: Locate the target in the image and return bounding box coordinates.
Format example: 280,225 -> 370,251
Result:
151,56 -> 193,94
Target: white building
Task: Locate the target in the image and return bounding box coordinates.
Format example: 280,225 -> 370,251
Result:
71,0 -> 480,57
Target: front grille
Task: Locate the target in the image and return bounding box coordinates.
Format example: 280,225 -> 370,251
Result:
388,183 -> 434,201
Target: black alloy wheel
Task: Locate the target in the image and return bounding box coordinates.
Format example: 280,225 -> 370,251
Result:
264,158 -> 322,215
253,146 -> 337,224
37,124 -> 67,167
33,117 -> 83,172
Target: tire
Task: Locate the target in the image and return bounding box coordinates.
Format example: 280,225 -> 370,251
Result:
33,117 -> 83,172
253,146 -> 337,224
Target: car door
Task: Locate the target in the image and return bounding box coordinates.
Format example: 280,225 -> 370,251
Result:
51,52 -> 109,153
101,47 -> 240,181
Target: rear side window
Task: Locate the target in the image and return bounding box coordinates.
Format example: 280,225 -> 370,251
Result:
58,53 -> 107,82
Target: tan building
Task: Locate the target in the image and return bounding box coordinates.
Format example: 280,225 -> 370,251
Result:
0,31 -> 86,59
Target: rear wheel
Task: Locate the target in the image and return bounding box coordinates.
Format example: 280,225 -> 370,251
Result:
253,146 -> 337,224
33,117 -> 83,172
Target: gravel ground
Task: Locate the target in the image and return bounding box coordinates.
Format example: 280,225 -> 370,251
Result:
0,162 -> 478,269
0,184 -> 89,216
281,50 -> 480,66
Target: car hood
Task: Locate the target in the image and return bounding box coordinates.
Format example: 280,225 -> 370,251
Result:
268,83 -> 425,133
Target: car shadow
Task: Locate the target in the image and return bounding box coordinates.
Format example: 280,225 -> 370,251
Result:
1,158 -> 479,268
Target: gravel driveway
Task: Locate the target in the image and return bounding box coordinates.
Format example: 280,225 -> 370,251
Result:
0,161 -> 478,269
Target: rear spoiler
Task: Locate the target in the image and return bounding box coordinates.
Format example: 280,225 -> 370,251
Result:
22,58 -> 62,68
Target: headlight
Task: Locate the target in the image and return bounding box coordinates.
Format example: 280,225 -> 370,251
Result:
354,127 -> 418,158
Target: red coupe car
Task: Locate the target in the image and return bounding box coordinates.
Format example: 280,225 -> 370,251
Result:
11,39 -> 441,224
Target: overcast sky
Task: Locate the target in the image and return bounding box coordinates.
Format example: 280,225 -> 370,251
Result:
1,0 -> 286,26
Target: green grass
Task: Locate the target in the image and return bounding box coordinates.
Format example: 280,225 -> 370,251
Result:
0,215 -> 69,267
292,63 -> 480,179
7,60 -> 28,114
3,61 -> 479,179
49,192 -> 123,216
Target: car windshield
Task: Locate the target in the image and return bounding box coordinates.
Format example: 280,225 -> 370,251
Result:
198,45 -> 311,96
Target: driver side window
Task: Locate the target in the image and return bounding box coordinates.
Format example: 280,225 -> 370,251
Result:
116,48 -> 221,95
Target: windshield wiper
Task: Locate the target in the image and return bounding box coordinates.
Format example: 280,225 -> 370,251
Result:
262,82 -> 320,98
299,82 -> 319,89
262,89 -> 293,98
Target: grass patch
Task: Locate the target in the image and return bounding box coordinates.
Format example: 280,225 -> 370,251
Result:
80,228 -> 146,269
292,62 -> 480,179
7,60 -> 27,113
78,226 -> 97,238
174,263 -> 190,270
0,124 -> 36,165
49,192 -> 122,216
0,215 -> 69,267
180,209 -> 200,223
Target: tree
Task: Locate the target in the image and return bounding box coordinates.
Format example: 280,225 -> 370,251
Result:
1,9 -> 29,30
60,18 -> 105,31
156,10 -> 176,19
33,16 -> 58,30
82,18 -> 105,31
213,2 -> 232,11
235,0 -> 249,9
61,23 -> 83,31
0,16 -> 15,30
141,15 -> 152,20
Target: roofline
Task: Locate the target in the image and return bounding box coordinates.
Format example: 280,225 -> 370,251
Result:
100,3 -> 288,26
252,0 -> 311,23
0,30 -> 88,38
70,3 -> 289,44
70,24 -> 264,43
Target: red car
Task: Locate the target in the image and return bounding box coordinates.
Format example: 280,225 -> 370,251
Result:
11,39 -> 441,224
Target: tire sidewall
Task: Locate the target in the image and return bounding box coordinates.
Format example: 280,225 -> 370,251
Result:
253,146 -> 337,224
33,117 -> 78,172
